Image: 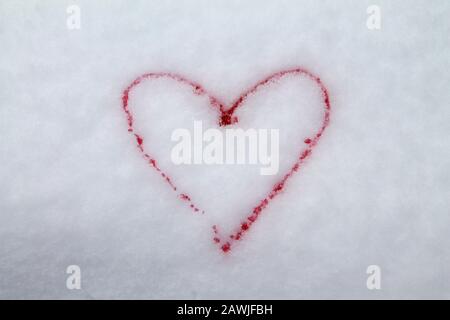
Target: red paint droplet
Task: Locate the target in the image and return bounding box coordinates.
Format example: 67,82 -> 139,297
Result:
180,194 -> 190,201
221,243 -> 231,253
219,113 -> 236,126
300,149 -> 311,160
193,85 -> 204,95
135,134 -> 143,146
273,182 -> 283,192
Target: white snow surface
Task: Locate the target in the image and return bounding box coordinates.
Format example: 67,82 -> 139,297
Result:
0,0 -> 449,299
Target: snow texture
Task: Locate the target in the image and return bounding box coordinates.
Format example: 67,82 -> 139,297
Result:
0,0 -> 449,299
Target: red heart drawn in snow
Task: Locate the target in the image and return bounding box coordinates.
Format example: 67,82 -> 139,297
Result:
121,68 -> 331,253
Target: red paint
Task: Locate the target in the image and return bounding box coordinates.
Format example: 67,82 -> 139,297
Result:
121,68 -> 331,253
221,242 -> 231,253
135,134 -> 144,146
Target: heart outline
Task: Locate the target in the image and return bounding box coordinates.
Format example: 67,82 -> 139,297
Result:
121,67 -> 331,253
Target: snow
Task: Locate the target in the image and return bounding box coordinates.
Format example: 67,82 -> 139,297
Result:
0,0 -> 449,299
